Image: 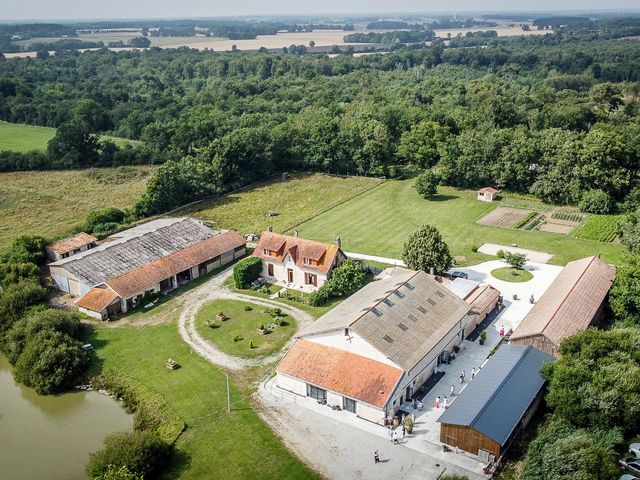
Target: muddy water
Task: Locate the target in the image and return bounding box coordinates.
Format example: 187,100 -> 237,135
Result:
0,356 -> 133,480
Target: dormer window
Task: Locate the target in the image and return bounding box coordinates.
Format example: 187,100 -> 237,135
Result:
263,248 -> 270,256
304,257 -> 311,265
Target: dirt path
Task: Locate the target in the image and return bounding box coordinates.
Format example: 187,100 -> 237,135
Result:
176,267 -> 315,371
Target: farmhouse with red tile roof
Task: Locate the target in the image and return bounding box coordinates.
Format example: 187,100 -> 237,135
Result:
253,231 -> 346,291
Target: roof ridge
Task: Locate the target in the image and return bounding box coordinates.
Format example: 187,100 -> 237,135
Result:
349,270 -> 420,328
467,346 -> 532,428
532,256 -> 597,337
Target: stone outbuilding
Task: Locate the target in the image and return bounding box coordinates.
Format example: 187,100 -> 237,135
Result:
46,232 -> 98,262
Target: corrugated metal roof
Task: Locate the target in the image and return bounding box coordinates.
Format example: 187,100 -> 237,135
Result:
510,256 -> 615,346
277,339 -> 403,408
300,268 -> 471,372
105,230 -> 245,298
50,218 -> 216,286
437,345 -> 554,446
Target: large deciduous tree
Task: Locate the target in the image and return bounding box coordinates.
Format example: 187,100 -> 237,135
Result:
397,120 -> 448,168
542,328 -> 640,434
609,254 -> 640,325
402,225 -> 452,274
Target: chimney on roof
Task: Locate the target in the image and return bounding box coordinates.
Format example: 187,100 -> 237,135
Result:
294,230 -> 299,238
268,226 -> 273,232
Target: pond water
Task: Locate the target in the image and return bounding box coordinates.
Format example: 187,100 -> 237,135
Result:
0,356 -> 133,480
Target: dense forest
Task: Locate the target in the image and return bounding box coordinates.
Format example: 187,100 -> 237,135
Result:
0,19 -> 639,217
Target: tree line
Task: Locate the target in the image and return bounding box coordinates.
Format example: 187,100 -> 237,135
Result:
0,26 -> 639,216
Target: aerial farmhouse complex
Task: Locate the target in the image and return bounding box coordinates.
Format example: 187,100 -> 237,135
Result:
49,217 -> 246,320
509,255 -> 615,357
276,268 -> 485,424
253,231 -> 346,291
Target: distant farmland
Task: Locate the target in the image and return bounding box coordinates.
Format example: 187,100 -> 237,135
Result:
0,166 -> 156,248
0,121 -> 140,153
0,121 -> 55,152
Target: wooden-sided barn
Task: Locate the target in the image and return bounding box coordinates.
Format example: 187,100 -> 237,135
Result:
438,344 -> 553,461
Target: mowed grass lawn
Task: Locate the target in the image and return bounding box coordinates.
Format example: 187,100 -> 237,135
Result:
294,180 -> 625,266
189,172 -> 383,234
89,322 -> 319,480
0,121 -> 55,152
195,299 -> 296,358
0,166 -> 155,249
0,121 -> 141,152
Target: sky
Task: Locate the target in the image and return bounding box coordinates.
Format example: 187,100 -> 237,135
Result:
0,0 -> 639,21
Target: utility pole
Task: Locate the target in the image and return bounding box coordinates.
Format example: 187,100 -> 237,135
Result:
226,373 -> 231,414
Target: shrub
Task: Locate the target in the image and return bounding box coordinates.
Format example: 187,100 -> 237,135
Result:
244,305 -> 253,311
233,256 -> 263,289
87,431 -> 172,479
308,286 -> 332,306
404,416 -> 414,433
84,207 -> 127,237
579,189 -> 612,214
14,329 -> 88,394
93,465 -> 142,480
413,170 -> 438,198
496,249 -> 505,258
0,279 -> 48,334
324,260 -> 367,297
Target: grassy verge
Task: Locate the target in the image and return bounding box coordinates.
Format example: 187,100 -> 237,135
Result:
0,166 -> 156,249
570,214 -> 621,242
491,267 -> 534,283
87,321 -> 321,480
188,172 -> 384,235
195,299 -> 297,358
293,180 -> 625,266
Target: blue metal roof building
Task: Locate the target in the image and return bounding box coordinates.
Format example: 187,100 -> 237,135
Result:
437,344 -> 554,459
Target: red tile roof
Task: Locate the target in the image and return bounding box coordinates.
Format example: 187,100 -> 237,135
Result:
478,187 -> 499,194
49,232 -> 97,254
510,256 -> 615,347
277,339 -> 403,409
105,230 -> 245,298
254,232 -> 342,274
76,287 -> 119,312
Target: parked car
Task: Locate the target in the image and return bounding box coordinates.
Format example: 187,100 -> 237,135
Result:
620,457 -> 640,476
630,443 -> 640,458
620,474 -> 639,480
451,271 -> 469,279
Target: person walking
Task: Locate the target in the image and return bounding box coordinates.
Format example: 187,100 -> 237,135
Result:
459,371 -> 464,384
374,450 -> 380,463
402,424 -> 406,438
450,384 -> 455,396
393,429 -> 399,445
471,367 -> 476,379
435,396 -> 441,408
500,324 -> 505,336
387,425 -> 393,443
443,396 -> 448,409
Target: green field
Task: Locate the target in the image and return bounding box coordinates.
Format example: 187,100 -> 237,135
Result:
88,321 -> 319,480
0,121 -> 140,152
491,267 -> 534,283
0,121 -> 56,152
290,180 -> 624,266
571,214 -> 621,242
0,166 -> 155,249
189,172 -> 383,234
195,299 -> 297,358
